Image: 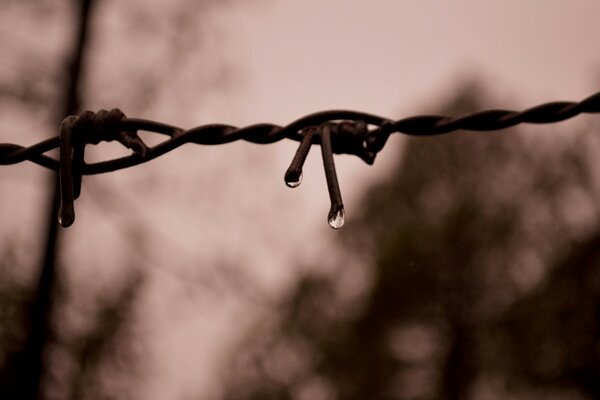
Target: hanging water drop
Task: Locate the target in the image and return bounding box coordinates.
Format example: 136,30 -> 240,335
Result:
58,206 -> 75,227
328,207 -> 345,229
285,171 -> 303,188
58,213 -> 73,228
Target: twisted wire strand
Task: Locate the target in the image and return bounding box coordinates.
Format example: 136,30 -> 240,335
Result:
1,92 -> 599,228
1,92 -> 599,173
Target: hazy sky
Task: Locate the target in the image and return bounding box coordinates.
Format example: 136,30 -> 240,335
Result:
226,0 -> 600,122
2,1 -> 600,398
142,2 -> 600,398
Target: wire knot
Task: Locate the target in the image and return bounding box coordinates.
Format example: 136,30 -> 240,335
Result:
364,119 -> 395,155
4,92 -> 595,230
58,109 -> 148,227
328,120 -> 376,165
284,121 -> 379,229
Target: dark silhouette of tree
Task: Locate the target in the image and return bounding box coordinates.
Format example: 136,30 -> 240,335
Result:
221,81 -> 600,400
20,1 -> 97,398
0,243 -> 34,399
0,1 -> 97,397
66,271 -> 145,400
501,230 -> 600,398
1,1 -> 247,398
0,242 -> 145,400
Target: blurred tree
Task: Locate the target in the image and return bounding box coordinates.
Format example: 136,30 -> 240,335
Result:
0,243 -> 34,399
221,81 -> 600,400
64,270 -> 145,400
1,0 -> 97,396
0,0 -> 250,399
0,241 -> 145,400
501,230 -> 600,398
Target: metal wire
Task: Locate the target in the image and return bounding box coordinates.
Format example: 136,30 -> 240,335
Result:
1,91 -> 599,228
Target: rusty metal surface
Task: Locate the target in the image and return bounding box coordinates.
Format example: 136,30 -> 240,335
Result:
1,92 -> 599,228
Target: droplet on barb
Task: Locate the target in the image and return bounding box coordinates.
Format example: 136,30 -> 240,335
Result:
58,204 -> 75,227
285,171 -> 303,188
328,207 -> 345,229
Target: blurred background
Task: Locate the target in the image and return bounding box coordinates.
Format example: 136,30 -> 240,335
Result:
1,1 -> 600,399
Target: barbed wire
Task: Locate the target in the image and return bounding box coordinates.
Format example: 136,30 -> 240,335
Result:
1,92 -> 599,229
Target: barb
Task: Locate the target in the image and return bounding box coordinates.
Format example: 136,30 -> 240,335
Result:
1,92 -> 599,228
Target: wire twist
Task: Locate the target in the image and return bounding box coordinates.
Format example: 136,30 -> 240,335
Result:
1,92 -> 599,228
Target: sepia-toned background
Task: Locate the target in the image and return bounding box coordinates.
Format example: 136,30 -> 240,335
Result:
1,1 -> 600,399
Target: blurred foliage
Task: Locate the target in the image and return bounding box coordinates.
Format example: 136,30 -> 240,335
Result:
0,243 -> 145,400
222,81 -> 600,400
65,271 -> 145,400
1,0 -> 249,398
0,243 -> 33,399
501,232 -> 600,397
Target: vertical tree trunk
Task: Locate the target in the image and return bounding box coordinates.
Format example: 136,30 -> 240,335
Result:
20,1 -> 95,398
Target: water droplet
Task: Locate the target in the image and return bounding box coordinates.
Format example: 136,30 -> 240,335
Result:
58,208 -> 74,227
285,172 -> 303,188
328,208 -> 345,229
